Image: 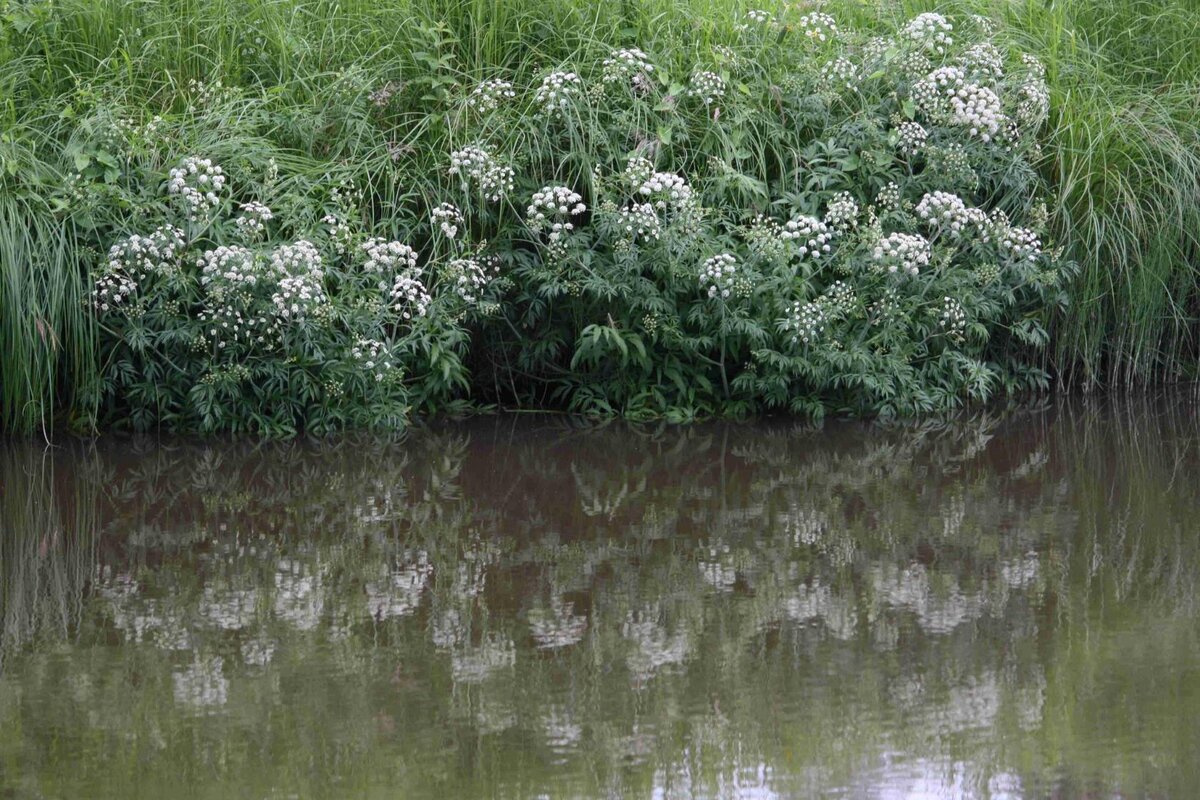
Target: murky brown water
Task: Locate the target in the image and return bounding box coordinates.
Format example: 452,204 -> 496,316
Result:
2,398 -> 1200,798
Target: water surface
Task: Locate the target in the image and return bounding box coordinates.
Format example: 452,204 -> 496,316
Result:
2,399 -> 1199,798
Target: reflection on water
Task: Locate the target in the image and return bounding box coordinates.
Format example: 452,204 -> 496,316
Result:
2,398 -> 1200,798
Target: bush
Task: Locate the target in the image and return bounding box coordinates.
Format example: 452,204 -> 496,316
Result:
61,8 -> 1076,431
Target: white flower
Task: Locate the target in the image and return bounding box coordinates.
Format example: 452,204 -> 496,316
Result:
271,273 -> 326,320
915,191 -> 983,237
361,238 -> 418,277
824,192 -> 859,230
270,240 -> 323,279
896,121 -> 929,155
784,299 -> 827,345
637,172 -> 692,212
699,253 -> 738,299
938,296 -> 967,338
448,145 -> 514,202
872,232 -> 931,277
444,256 -> 498,304
902,12 -> 953,55
798,12 -> 838,42
780,215 -> 833,259
167,157 -> 226,221
430,202 -> 464,239
527,185 -> 587,244
617,202 -> 661,242
198,245 -> 262,289
234,201 -> 273,240
468,78 -> 516,113
602,48 -> 656,94
687,70 -> 725,105
820,57 -> 859,91
535,71 -> 582,117
106,226 -> 186,279
389,272 -> 431,320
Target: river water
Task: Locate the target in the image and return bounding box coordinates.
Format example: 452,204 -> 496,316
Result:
2,398 -> 1199,798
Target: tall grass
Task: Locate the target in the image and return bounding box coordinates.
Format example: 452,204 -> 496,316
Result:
1,0 -> 1198,431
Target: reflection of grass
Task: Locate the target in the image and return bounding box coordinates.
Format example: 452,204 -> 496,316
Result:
0,443 -> 99,673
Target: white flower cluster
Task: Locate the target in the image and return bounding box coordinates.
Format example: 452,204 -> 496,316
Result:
916,191 -> 985,237
699,253 -> 738,299
321,213 -> 353,255
535,71 -> 582,116
444,257 -> 496,304
390,273 -> 431,320
873,232 -> 931,277
824,280 -> 857,317
623,156 -> 655,189
997,225 -> 1041,263
948,83 -> 1005,142
798,12 -> 837,42
740,9 -> 775,28
92,273 -> 137,313
350,337 -> 394,382
167,157 -> 227,221
913,66 -> 965,112
961,42 -> 1005,79
198,245 -> 262,290
361,238 -> 419,279
106,226 -> 186,280
272,273 -> 326,320
687,70 -> 725,105
902,12 -> 953,55
785,300 -> 827,345
234,202 -> 273,240
897,121 -> 929,155
197,302 -> 276,351
876,182 -> 901,209
824,192 -> 859,230
431,202 -> 464,239
781,215 -> 833,259
638,172 -> 692,213
938,296 -> 967,338
468,79 -> 516,113
602,48 -> 655,94
526,185 -> 587,244
1016,76 -> 1050,128
270,240 -> 323,279
617,203 -> 661,242
820,57 -> 859,91
448,145 -> 515,202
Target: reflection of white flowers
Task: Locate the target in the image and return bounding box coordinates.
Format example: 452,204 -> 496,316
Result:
198,587 -> 258,630
366,552 -> 432,620
274,561 -> 324,631
451,634 -> 516,684
622,612 -> 691,684
173,656 -> 229,709
241,636 -> 276,667
528,595 -> 588,649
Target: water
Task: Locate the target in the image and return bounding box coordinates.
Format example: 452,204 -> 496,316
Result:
2,398 -> 1199,799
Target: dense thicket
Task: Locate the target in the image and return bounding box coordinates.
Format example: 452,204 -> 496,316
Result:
0,0 -> 1196,433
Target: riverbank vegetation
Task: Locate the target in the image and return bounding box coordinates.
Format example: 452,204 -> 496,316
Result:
1,0 -> 1196,434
